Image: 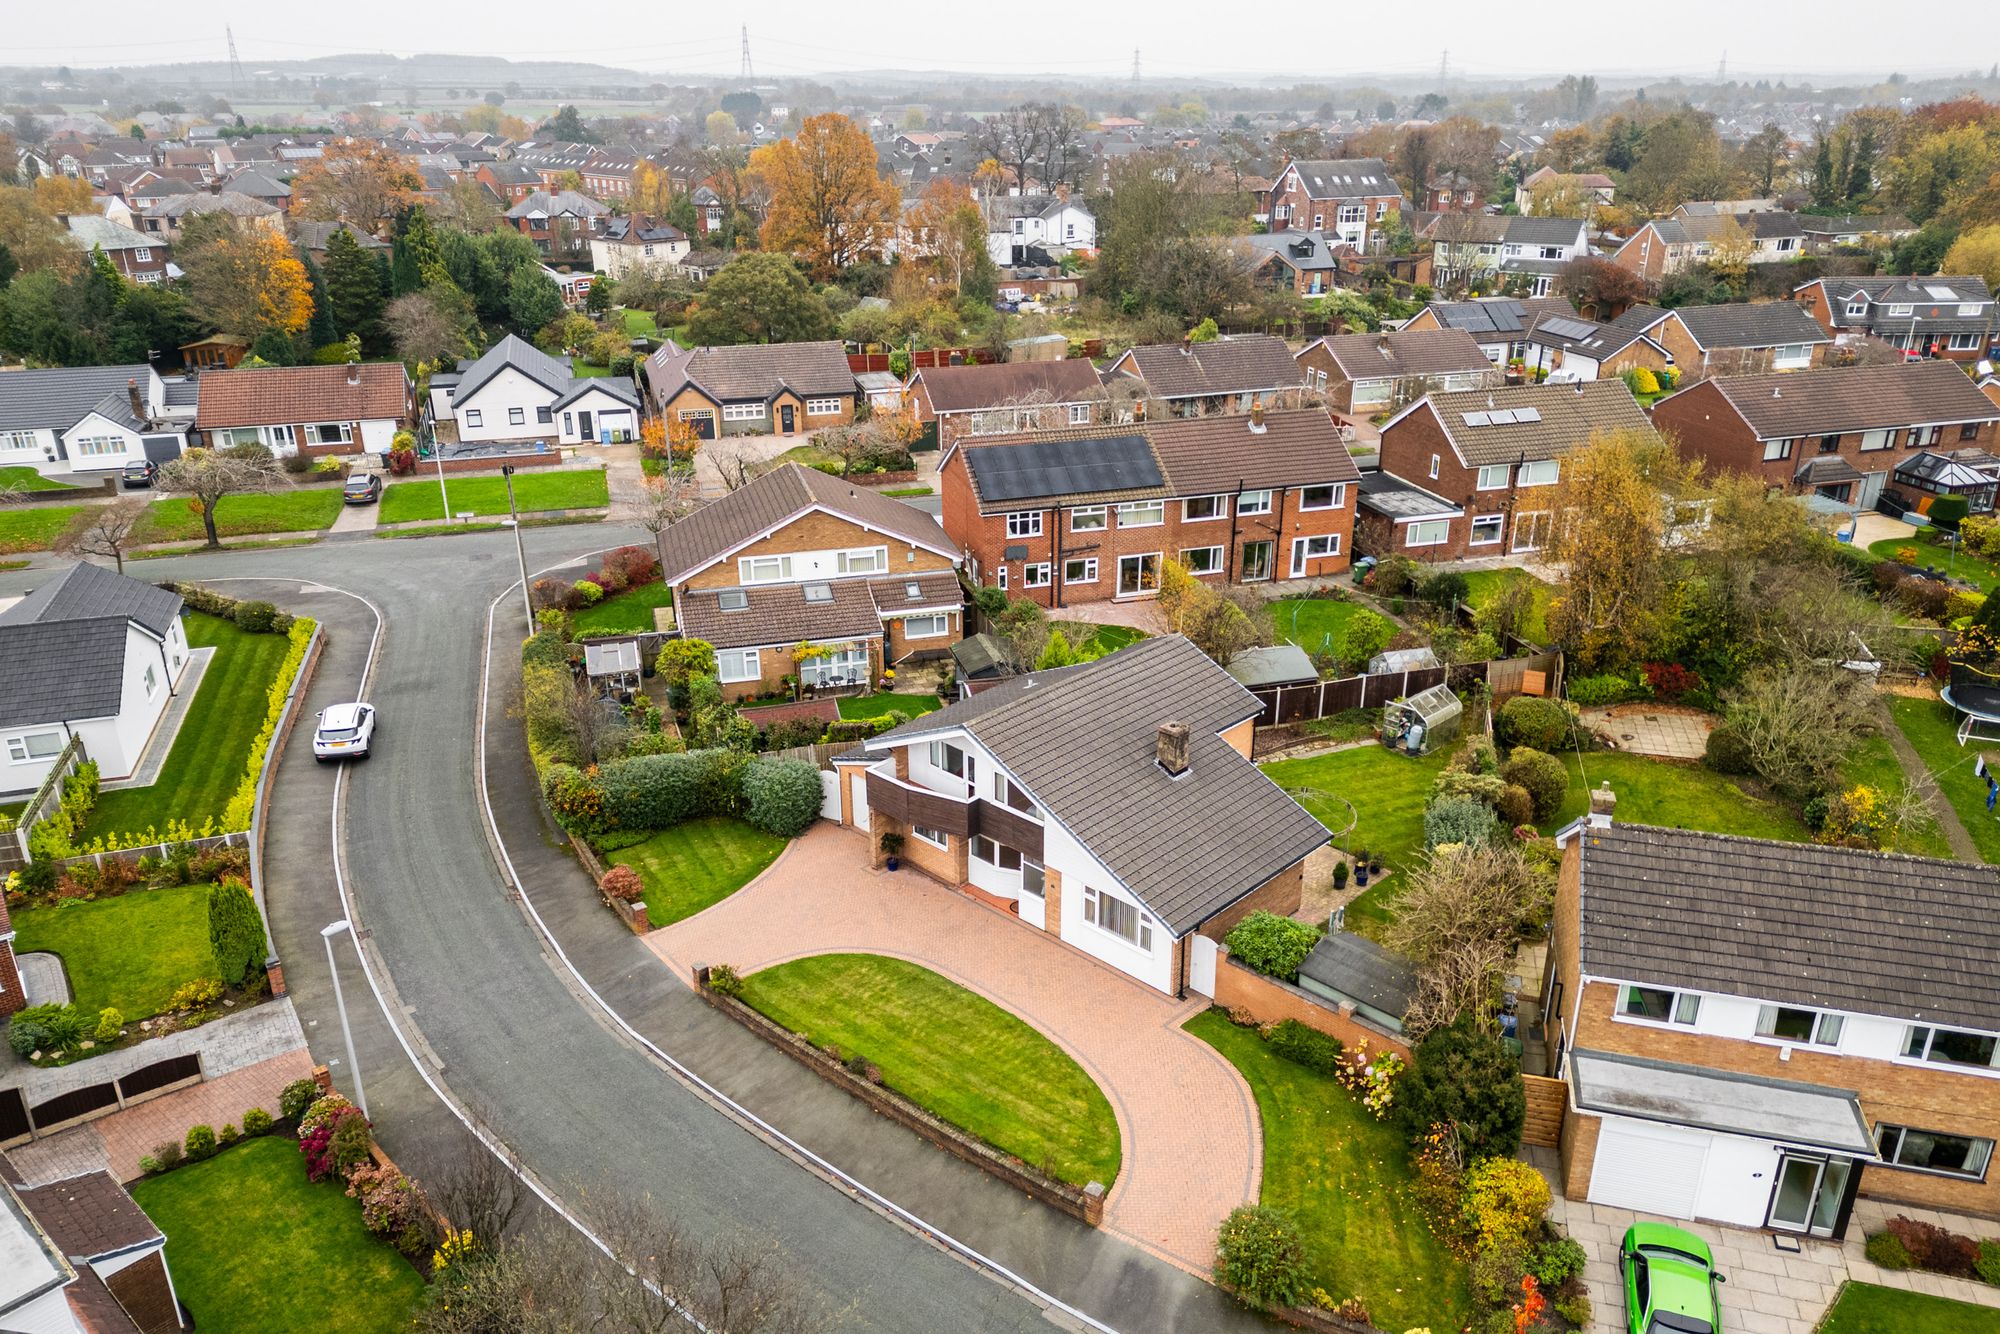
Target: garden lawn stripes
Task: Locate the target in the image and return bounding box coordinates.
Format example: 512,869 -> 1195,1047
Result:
1890,695 -> 2000,864
1262,742 -> 1451,875
0,465 -> 86,492
1189,1010 -> 1471,1331
137,488 -> 346,542
836,692 -> 943,720
10,884 -> 219,1020
1817,1281 -> 2000,1334
607,816 -> 787,925
379,470 -> 611,524
0,504 -> 84,554
738,953 -> 1121,1187
571,582 -> 675,636
1270,598 -> 1391,658
85,613 -> 292,840
131,1137 -> 425,1334
1539,752 -> 1812,844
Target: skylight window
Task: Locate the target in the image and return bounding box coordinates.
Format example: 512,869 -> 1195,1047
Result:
802,583 -> 833,603
718,589 -> 748,611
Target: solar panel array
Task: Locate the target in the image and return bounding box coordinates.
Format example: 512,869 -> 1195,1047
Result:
1540,316 -> 1600,341
1459,406 -> 1543,428
969,434 -> 1165,503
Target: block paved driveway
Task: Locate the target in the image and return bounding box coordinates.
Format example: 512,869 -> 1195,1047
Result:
647,823 -> 1262,1275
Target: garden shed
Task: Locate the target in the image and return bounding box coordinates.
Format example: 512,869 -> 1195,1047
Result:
1380,682 -> 1461,756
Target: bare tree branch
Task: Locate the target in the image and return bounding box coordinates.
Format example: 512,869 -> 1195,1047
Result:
54,496 -> 151,573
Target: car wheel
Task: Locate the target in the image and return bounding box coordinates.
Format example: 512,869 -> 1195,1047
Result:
315,755 -> 328,764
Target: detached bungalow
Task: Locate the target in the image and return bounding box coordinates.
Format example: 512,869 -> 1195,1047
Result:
445,335 -> 639,446
195,362 -> 413,458
0,365 -> 188,484
1614,302 -> 1832,378
645,341 -> 858,439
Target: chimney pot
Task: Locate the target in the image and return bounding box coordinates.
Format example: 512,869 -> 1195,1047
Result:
1249,401 -> 1267,434
347,362 -> 360,386
1587,781 -> 1617,827
1156,721 -> 1191,777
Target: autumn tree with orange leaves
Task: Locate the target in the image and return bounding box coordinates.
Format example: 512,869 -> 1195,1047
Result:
177,215 -> 314,339
291,138 -> 424,231
751,113 -> 898,280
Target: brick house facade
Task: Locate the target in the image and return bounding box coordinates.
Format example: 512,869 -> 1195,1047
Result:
939,409 -> 1361,607
907,359 -> 1109,452
1796,276 -> 1999,364
192,362 -> 413,458
1264,158 -> 1404,252
645,341 -> 859,440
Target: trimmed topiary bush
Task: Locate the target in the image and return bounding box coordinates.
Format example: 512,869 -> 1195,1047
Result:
1495,696 -> 1578,752
207,878 -> 268,987
599,865 -> 644,902
279,1078 -> 321,1122
1500,747 -> 1568,821
232,600 -> 278,634
242,1107 -> 273,1136
1494,782 -> 1535,827
1865,1230 -> 1913,1270
1224,912 -> 1321,981
741,757 -> 823,837
1424,795 -> 1496,849
184,1124 -> 218,1161
1214,1205 -> 1310,1310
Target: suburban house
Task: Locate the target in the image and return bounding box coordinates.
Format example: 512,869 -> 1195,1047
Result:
63,214 -> 170,284
1363,378 -> 1655,560
1516,312 -> 1671,383
1242,231 -> 1343,297
979,195 -> 1097,265
828,634 -> 1330,997
1543,813 -> 2000,1236
1264,157 -> 1404,250
1611,302 -> 1833,378
588,216 -> 691,280
1105,335 -> 1305,418
1795,276 -> 1999,363
1651,360 -> 2000,510
194,362 -> 413,459
1514,167 -> 1616,213
442,335 -> 640,446
0,365 -> 188,484
1797,214 -> 1917,255
1,1150 -> 186,1331
655,462 -> 965,700
502,190 -> 609,259
939,408 -> 1361,603
0,563 -> 192,794
644,341 -> 859,439
1425,171 -> 1486,212
1294,328 -> 1498,415
1886,446 -> 2000,517
1403,296 -> 1580,366
136,191 -> 281,242
1429,215 -> 1590,297
907,359 -> 1109,448
1610,211 -> 1805,283
475,160 -> 544,204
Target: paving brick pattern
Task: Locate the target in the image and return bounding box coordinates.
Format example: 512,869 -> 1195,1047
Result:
647,823 -> 1262,1275
1584,703 -> 1716,760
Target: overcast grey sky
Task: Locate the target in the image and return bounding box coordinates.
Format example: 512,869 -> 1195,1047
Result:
3,2 -> 1978,84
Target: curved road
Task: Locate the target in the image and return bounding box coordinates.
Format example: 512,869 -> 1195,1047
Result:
1,531 -> 1266,1333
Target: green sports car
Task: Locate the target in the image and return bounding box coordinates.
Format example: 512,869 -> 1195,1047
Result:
1618,1222 -> 1726,1333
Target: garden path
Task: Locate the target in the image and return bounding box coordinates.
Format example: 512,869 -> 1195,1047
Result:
1884,719 -> 1981,862
647,823 -> 1263,1277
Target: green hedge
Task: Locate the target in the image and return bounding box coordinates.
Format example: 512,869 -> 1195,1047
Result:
741,758 -> 823,837
1225,912 -> 1321,982
598,749 -> 750,829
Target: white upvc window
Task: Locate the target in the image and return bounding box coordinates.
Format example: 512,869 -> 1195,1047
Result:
1845,298 -> 1868,317
1183,495 -> 1227,522
1755,1004 -> 1844,1047
1070,506 -> 1107,532
739,554 -> 795,584
1117,500 -> 1165,527
308,422 -> 353,445
800,645 -> 871,687
806,397 -> 843,416
1763,437 -> 1795,461
1236,489 -> 1273,515
996,565 -> 1007,590
1064,557 -> 1097,583
1961,303 -> 1985,317
144,664 -> 159,698
71,436 -> 126,457
1877,1124 -> 1995,1179
911,824 -> 948,849
0,430 -> 38,451
1517,459 -> 1559,487
509,407 -> 526,426
1888,303 -> 1913,317
1005,511 -> 1042,538
1405,519 -> 1451,548
1771,343 -> 1812,369
722,402 -> 767,422
6,730 -> 64,763
465,410 -> 483,427
1859,429 -> 1894,452
1181,545 -> 1224,574
135,246 -> 151,261
1476,464 -> 1510,490
836,547 -> 887,576
1428,453 -> 1440,480
1068,403 -> 1090,425
901,613 -> 949,638
1299,483 -> 1346,511
1023,562 -> 1052,588
715,648 -> 761,683
1951,332 -> 1981,350
1082,885 -> 1153,951
1352,378 -> 1393,407
1289,534 -> 1340,575
1621,984 -> 1701,1026
1470,514 -> 1504,546
1904,1024 -> 2000,1069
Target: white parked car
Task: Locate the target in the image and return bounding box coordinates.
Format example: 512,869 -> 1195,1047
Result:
313,703 -> 376,761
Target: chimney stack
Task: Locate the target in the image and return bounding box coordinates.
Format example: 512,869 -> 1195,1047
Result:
1249,401 -> 1267,434
346,362 -> 361,386
1156,721 -> 1191,777
1587,781 -> 1617,828
126,377 -> 143,420
1180,335 -> 1192,356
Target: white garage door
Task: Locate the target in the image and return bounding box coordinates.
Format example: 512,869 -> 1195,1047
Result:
1591,1120 -> 1709,1219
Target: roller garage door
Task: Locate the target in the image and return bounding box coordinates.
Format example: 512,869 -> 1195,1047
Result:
1590,1119 -> 1709,1219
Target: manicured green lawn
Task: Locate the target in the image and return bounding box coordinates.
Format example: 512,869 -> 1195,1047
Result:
1868,534 -> 2000,595
740,953 -> 1121,1187
0,504 -> 83,553
1891,694 -> 2000,863
1460,568 -> 1556,644
837,692 -> 942,720
1262,742 -> 1452,872
571,581 -> 675,635
1819,1281 -> 2000,1333
132,1137 -> 425,1334
572,362 -> 613,378
11,885 -> 218,1020
138,488 -> 345,542
1270,597 -> 1391,660
608,816 -> 787,925
380,470 -> 610,523
0,465 -> 85,492
85,614 -> 292,840
621,307 -> 660,338
1541,752 -> 1811,843
1050,621 -> 1146,656
1841,732 -> 1956,859
1189,1010 -> 1470,1330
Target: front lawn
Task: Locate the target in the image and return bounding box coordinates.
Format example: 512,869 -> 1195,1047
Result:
0,504 -> 84,553
1270,597 -> 1392,660
0,466 -> 85,492
1891,694 -> 2000,863
131,1137 -> 425,1334
1459,568 -> 1555,645
1188,1010 -> 1470,1331
739,953 -> 1121,1187
837,691 -> 942,720
1868,533 -> 2000,595
1819,1281 -> 2000,1334
609,816 -> 787,926
1540,752 -> 1811,843
85,614 -> 292,840
572,582 -> 675,636
379,469 -> 610,523
10,885 -> 218,1020
138,488 -> 345,542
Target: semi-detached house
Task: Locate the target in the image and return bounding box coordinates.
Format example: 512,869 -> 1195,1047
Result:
830,634 -> 1330,996
1611,302 -> 1832,379
1105,335 -> 1305,418
1294,328 -> 1498,416
1795,275 -> 1999,363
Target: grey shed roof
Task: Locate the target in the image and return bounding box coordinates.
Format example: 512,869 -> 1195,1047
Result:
1225,644 -> 1317,689
0,563 -> 183,729
1357,471 -> 1464,520
1575,822 -> 2000,1029
951,631 -> 1019,680
867,635 -> 1329,933
1670,302 -> 1831,350
1298,931 -> 1418,1017
0,365 -> 155,434
1570,1050 -> 1876,1155
453,334 -> 572,401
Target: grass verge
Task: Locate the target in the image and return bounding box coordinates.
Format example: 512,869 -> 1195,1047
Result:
606,816 -> 786,926
1818,1280 -> 2000,1333
0,505 -> 84,554
138,488 -> 345,543
378,470 -> 610,524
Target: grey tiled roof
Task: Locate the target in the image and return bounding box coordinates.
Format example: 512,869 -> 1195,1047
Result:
1399,378 -> 1656,468
1576,822 -> 2000,1029
0,365 -> 155,434
678,578 -> 883,651
1688,360 -> 2000,439
454,334 -> 572,401
656,463 -> 955,583
0,561 -> 180,638
1503,215 -> 1587,247
645,341 -> 857,405
1119,336 -> 1302,399
868,635 -> 1329,933
1309,329 -> 1493,380
1669,302 -> 1830,350
1811,275 -> 1995,335
0,564 -> 182,729
1279,158 -> 1400,200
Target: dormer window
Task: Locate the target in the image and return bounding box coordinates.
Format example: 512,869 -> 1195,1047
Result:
1845,299 -> 1868,317
1888,303 -> 1913,317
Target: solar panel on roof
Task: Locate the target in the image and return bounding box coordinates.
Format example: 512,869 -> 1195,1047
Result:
1925,285 -> 1960,300
1541,317 -> 1599,341
1515,407 -> 1542,423
1461,411 -> 1490,427
968,433 -> 1165,504
1487,409 -> 1517,424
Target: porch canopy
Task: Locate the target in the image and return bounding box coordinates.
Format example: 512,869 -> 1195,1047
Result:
1571,1049 -> 1877,1156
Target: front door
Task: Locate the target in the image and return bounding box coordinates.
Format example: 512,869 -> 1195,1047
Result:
577,411 -> 593,440
1768,1153 -> 1853,1238
1116,553 -> 1161,598
781,403 -> 796,433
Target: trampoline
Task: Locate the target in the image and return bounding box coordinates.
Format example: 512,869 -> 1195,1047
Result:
1941,683 -> 2000,745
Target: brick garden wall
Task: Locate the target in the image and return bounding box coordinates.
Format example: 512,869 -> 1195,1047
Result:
1211,957 -> 1412,1060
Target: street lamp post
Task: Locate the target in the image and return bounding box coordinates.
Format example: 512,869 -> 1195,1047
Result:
320,920 -> 369,1119
501,464 -> 533,625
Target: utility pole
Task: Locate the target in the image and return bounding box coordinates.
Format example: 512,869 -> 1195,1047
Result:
1717,51 -> 1728,83
739,26 -> 754,82
501,464 -> 533,625
1438,49 -> 1449,89
1131,48 -> 1141,86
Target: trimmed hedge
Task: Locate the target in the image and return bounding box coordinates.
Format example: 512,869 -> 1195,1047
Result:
1225,912 -> 1321,982
597,748 -> 749,830
1496,696 -> 1578,752
741,758 -> 824,837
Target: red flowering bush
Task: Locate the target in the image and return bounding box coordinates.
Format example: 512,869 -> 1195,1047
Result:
600,865 -> 643,902
1641,662 -> 1703,700
347,1162 -> 426,1254
599,545 -> 661,590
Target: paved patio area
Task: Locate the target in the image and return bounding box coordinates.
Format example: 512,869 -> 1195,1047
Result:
646,823 -> 1261,1275
1050,599 -> 1169,635
1584,702 -> 1716,759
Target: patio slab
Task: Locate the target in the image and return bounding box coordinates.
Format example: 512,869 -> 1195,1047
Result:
1584,702 -> 1716,760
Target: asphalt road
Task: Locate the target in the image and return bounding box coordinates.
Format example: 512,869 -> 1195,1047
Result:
0,532 -> 1267,1333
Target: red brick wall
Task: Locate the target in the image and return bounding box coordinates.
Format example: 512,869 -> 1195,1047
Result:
1294,342 -> 1358,414
0,894 -> 24,1017
1376,403 -> 1568,563
1198,863 -> 1305,942
1211,958 -> 1413,1059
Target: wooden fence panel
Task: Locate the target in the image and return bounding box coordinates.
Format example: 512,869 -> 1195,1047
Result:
30,1082 -> 119,1135
118,1053 -> 203,1103
0,1088 -> 28,1147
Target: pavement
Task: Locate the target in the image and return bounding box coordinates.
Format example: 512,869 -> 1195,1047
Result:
647,824 -> 1263,1275
0,537 -> 1267,1333
1582,703 -> 1715,760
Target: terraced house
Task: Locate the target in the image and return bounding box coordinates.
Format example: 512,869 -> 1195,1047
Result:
939,409 -> 1360,604
1544,815 -> 2000,1237
656,463 -> 964,700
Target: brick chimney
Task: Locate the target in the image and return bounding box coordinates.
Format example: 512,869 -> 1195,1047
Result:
1249,401 -> 1267,434
1180,334 -> 1192,356
1587,781 -> 1617,828
127,377 -> 144,421
1156,721 -> 1191,777
346,362 -> 361,386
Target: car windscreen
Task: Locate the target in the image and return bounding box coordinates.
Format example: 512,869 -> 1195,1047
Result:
1648,1312 -> 1714,1334
344,481 -> 371,492
319,727 -> 361,741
